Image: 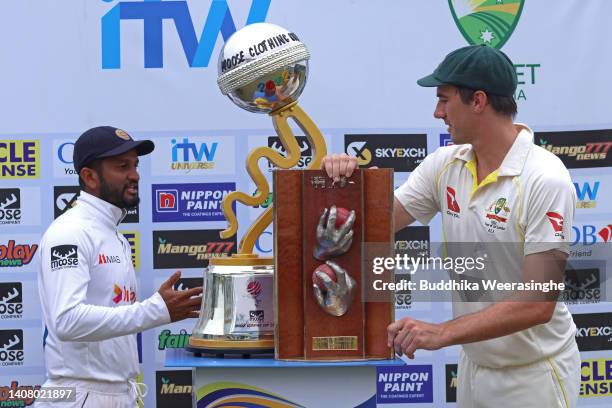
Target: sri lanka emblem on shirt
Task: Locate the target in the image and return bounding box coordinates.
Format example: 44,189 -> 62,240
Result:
484,197 -> 511,233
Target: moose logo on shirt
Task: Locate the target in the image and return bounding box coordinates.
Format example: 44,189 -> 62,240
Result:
50,245 -> 78,271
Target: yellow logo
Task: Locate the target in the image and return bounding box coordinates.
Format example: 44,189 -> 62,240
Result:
346,141 -> 372,166
121,231 -> 140,271
115,129 -> 131,141
580,358 -> 612,398
0,140 -> 40,179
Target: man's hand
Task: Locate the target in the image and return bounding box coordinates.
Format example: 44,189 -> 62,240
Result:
321,154 -> 359,182
158,271 -> 203,322
387,317 -> 448,359
313,261 -> 356,317
313,206 -> 355,260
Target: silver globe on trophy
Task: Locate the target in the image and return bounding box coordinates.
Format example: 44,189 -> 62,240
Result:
188,23 -> 328,354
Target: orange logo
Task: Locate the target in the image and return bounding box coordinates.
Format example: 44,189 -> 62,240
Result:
113,284 -> 136,304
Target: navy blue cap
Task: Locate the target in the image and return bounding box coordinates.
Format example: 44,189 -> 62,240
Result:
73,126 -> 154,173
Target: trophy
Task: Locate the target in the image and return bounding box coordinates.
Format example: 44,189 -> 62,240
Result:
188,23 -> 327,354
274,169 -> 395,360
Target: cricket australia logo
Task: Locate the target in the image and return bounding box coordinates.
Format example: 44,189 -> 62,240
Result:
484,197 -> 511,233
448,0 -> 525,49
50,245 -> 79,270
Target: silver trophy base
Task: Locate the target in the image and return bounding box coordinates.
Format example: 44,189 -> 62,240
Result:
189,256 -> 274,355
186,336 -> 274,356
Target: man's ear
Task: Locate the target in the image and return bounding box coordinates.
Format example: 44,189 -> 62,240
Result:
80,167 -> 100,191
471,90 -> 488,113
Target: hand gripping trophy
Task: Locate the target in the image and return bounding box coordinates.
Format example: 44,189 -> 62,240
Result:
188,23 -> 357,355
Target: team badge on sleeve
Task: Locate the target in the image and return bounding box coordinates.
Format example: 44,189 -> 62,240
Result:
545,212 -> 565,239
50,245 -> 79,270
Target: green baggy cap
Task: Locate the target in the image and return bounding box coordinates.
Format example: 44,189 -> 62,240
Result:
417,45 -> 517,97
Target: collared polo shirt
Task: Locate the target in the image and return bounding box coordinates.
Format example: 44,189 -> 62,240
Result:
395,124 -> 577,368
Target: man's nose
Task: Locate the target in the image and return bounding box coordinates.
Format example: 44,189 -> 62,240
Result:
129,167 -> 140,181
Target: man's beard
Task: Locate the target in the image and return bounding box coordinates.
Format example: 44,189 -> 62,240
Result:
99,177 -> 139,209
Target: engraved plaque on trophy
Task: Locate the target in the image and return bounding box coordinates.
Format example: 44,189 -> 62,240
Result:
274,168 -> 395,361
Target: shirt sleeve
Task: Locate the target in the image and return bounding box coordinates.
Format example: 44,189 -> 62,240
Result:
523,172 -> 576,256
394,149 -> 442,225
39,224 -> 171,342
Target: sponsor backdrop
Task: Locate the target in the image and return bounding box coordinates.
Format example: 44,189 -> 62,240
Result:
1,0 -> 611,406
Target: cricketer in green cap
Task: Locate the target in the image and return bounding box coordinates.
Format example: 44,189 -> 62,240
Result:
417,44 -> 518,97
319,43 -> 580,408
415,44 -> 519,146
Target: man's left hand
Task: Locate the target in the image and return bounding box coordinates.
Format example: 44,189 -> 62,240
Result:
387,317 -> 449,359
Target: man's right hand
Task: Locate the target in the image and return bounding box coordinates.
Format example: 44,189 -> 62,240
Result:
158,271 -> 203,322
321,154 -> 359,182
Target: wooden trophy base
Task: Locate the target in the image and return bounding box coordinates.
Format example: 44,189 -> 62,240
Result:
274,169 -> 394,361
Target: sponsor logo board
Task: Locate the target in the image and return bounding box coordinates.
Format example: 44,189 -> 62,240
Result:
121,231 -> 140,271
345,134 -> 427,172
0,283 -> 23,320
267,136 -> 313,170
445,363 -> 458,403
581,359 -> 612,398
572,313 -> 612,352
561,268 -> 602,305
152,183 -> 235,222
376,365 -> 433,403
151,136 -> 235,176
53,139 -> 78,178
153,229 -> 237,268
53,186 -> 139,222
0,140 -> 40,179
536,130 -> 612,169
0,188 -> 41,226
155,370 -> 193,407
0,329 -> 24,366
0,237 -> 39,269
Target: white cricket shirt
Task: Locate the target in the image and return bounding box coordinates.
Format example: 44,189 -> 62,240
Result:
395,124 -> 577,368
38,191 -> 170,382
